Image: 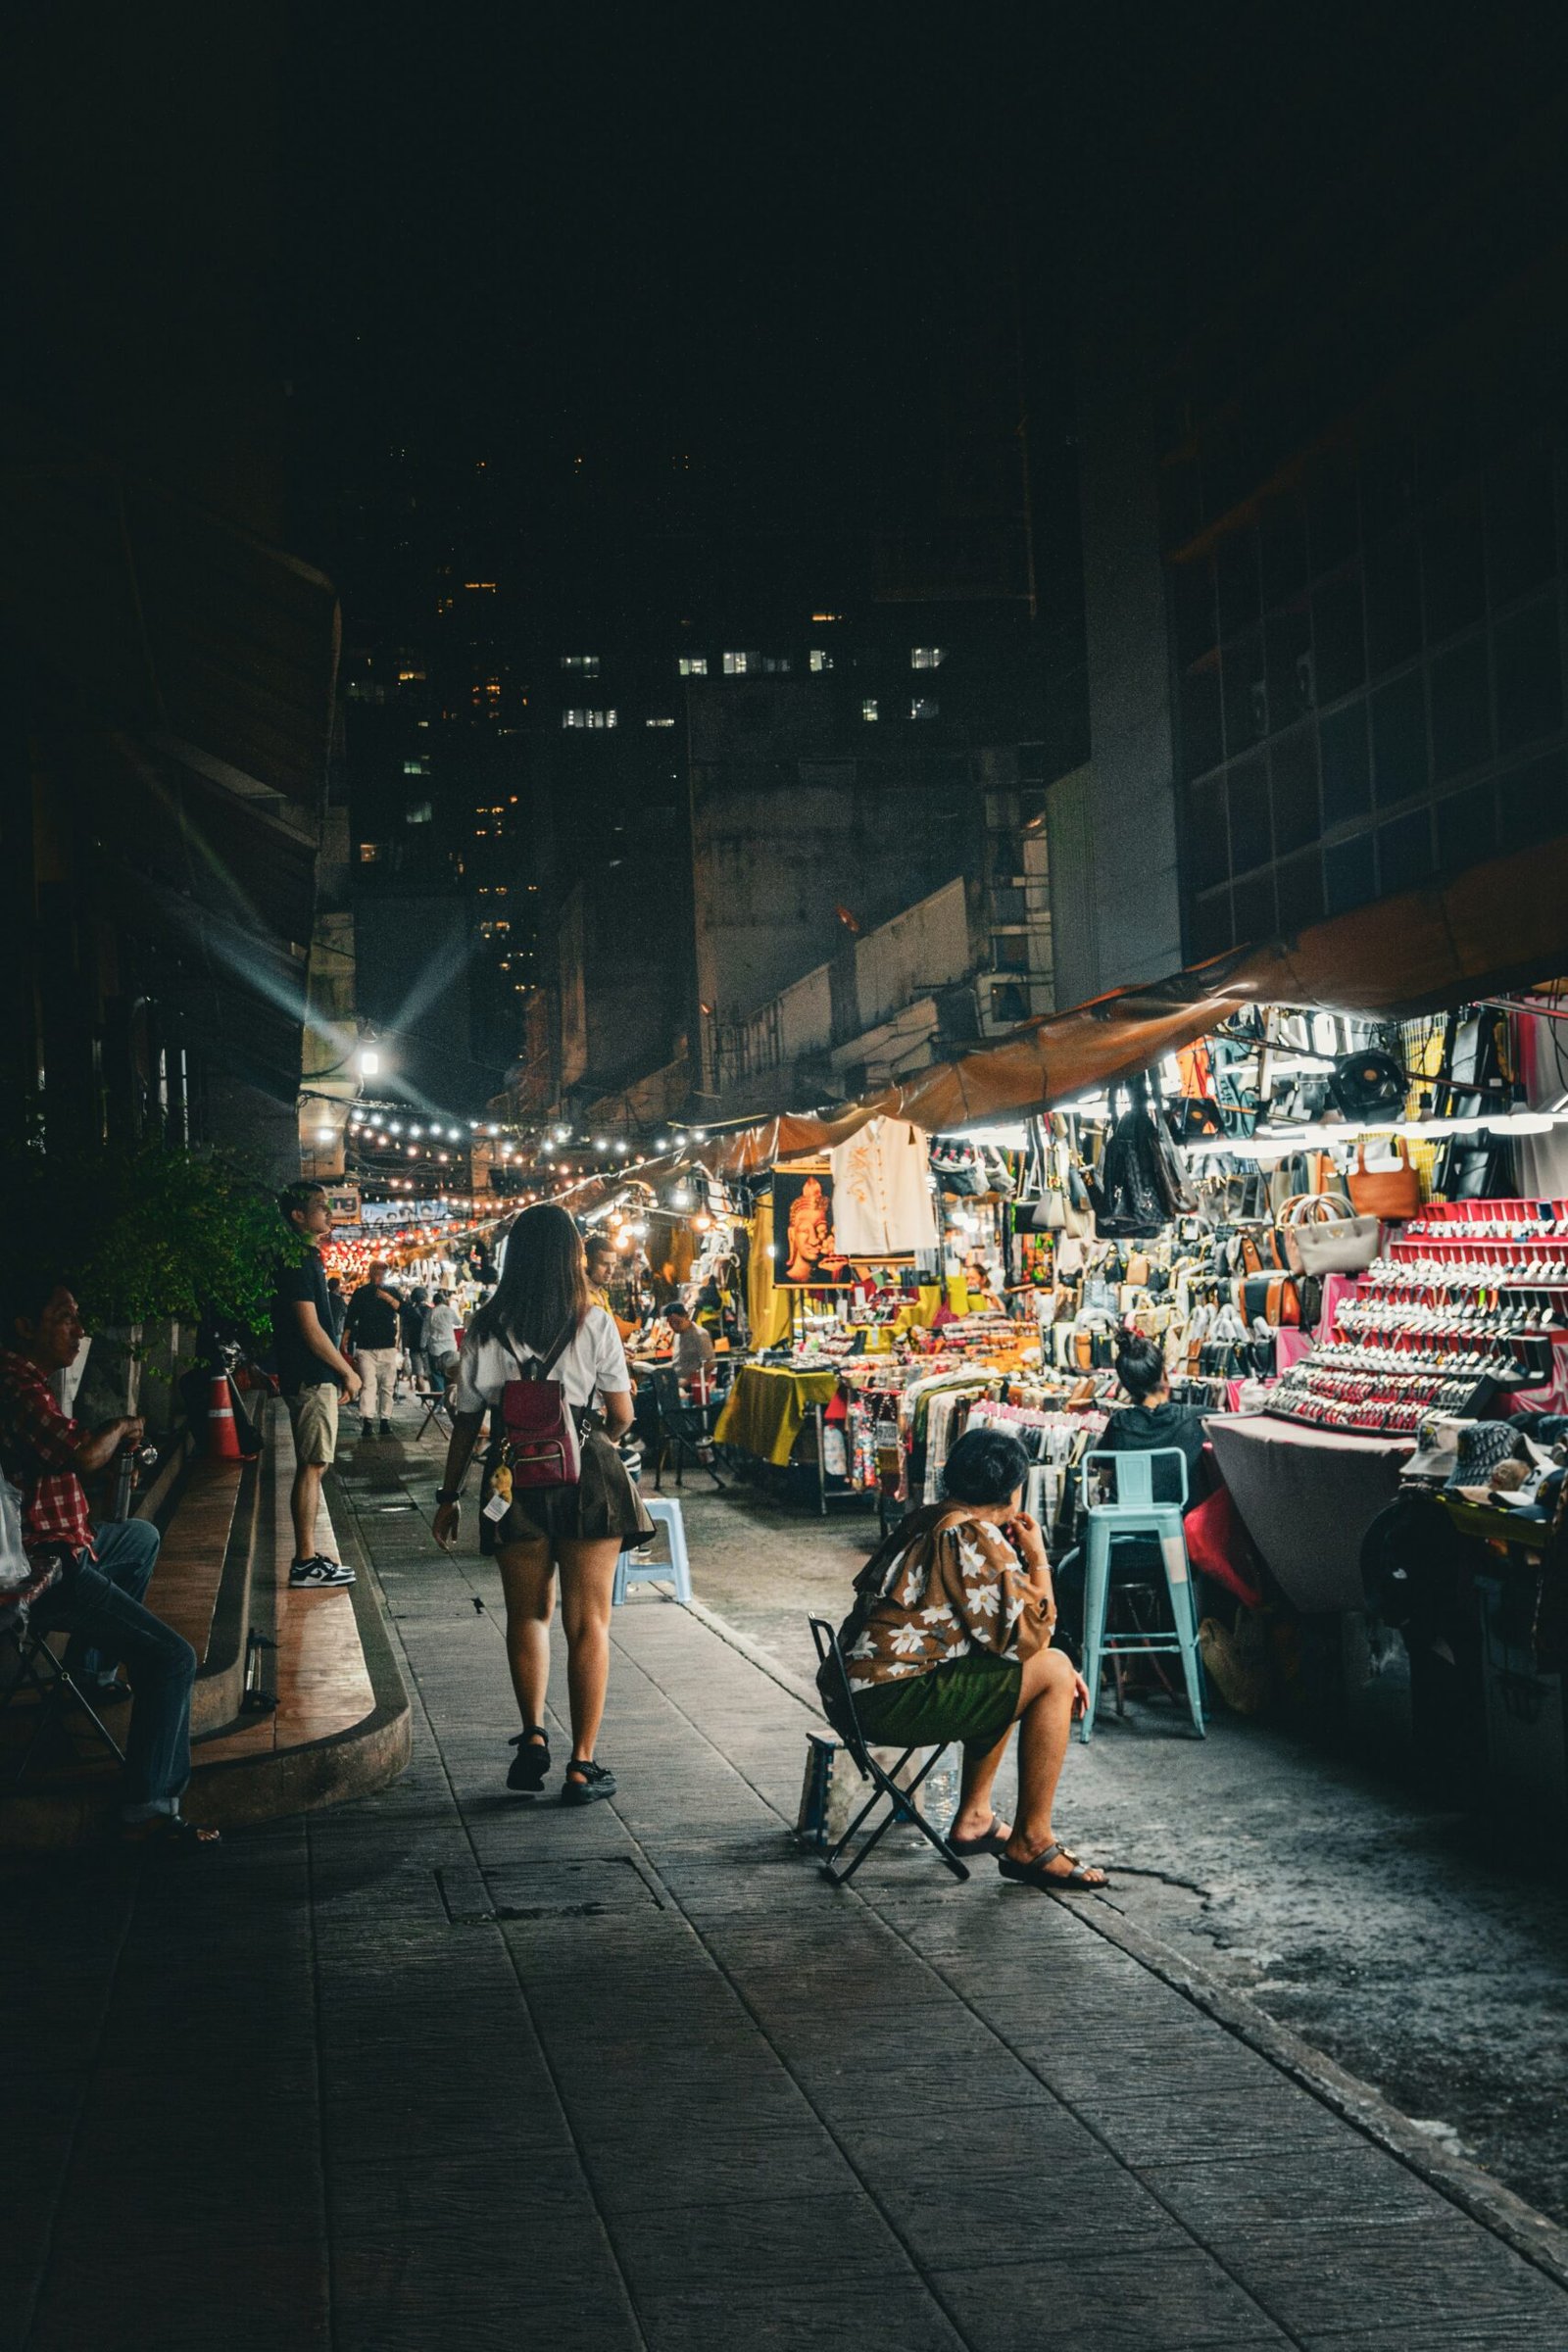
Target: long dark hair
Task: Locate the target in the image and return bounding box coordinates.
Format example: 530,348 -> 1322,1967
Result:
468,1204 -> 591,1355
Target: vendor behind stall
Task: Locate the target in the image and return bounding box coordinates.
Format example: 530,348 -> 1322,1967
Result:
1054,1334 -> 1206,1662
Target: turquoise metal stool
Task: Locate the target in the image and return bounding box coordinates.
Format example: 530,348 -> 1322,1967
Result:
613,1495 -> 692,1605
1077,1447 -> 1204,1741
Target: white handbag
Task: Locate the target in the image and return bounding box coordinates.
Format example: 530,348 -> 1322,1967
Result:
1289,1198 -> 1381,1274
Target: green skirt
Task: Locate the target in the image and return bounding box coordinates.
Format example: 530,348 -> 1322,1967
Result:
847,1649 -> 1022,1755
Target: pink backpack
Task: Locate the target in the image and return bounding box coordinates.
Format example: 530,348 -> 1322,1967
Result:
499,1325 -> 582,1489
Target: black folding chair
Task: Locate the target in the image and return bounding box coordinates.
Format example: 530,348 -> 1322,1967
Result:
807,1617 -> 969,1886
0,1569 -> 126,1788
412,1382 -> 454,1444
649,1367 -> 726,1492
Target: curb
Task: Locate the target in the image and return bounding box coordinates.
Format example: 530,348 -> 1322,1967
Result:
673,1587 -> 1568,2292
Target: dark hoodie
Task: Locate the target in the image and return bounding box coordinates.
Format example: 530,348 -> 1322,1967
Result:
1098,1399 -> 1206,1510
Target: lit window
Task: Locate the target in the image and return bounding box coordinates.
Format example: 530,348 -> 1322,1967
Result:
464,580 -> 497,592
406,801 -> 433,824
811,612 -> 842,623
560,655 -> 601,676
808,649 -> 833,672
909,698 -> 939,720
910,647 -> 945,669
678,656 -> 709,677
397,668 -> 425,684
562,709 -> 618,729
861,699 -> 879,722
761,655 -> 792,675
359,842 -> 380,862
646,715 -> 676,728
721,651 -> 758,675
403,759 -> 429,776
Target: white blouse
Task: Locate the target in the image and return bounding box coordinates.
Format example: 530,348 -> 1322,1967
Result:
453,1307 -> 631,1416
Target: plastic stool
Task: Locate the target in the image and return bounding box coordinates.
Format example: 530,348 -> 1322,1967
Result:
1078,1447 -> 1204,1741
613,1496 -> 692,1605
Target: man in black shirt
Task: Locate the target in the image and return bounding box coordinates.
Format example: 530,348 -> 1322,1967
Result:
345,1260 -> 403,1436
271,1184 -> 361,1587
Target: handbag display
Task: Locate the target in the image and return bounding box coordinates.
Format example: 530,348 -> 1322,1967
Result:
1348,1138 -> 1422,1223
1096,1082 -> 1168,1238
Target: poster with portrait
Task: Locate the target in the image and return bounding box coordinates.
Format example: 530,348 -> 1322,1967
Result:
773,1166 -> 854,1287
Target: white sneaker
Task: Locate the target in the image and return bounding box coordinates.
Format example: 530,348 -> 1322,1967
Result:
289,1554 -> 356,1589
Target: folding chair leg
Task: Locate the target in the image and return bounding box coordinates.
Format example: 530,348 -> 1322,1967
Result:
821,1743 -> 969,1886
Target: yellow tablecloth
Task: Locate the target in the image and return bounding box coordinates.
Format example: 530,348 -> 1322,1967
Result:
713,1364 -> 840,1466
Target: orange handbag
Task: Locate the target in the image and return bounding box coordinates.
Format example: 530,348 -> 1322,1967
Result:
1348,1138 -> 1422,1223
1265,1275 -> 1301,1327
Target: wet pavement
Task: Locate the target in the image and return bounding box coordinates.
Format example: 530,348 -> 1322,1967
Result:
7,1419 -> 1568,2351
677,1475 -> 1568,2230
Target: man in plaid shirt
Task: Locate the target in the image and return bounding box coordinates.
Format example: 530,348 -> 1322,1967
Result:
1,1272 -> 215,1845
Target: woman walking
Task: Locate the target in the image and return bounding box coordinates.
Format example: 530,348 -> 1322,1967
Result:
431,1204 -> 650,1802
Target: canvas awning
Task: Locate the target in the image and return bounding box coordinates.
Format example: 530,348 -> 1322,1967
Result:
710,828 -> 1568,1176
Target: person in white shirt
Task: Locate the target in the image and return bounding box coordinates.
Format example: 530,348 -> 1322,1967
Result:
424,1292 -> 462,1388
431,1204 -> 652,1805
665,1302 -> 716,1383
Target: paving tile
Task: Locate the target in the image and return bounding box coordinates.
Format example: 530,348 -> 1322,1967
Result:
633,2273 -> 966,2352
930,2249 -> 1289,2349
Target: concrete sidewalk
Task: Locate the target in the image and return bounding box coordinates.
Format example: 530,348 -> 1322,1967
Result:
8,1438 -> 1568,2351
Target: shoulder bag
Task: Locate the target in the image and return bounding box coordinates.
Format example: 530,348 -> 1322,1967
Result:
1348,1139 -> 1422,1223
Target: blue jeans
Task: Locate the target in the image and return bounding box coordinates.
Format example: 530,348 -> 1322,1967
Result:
79,1519 -> 160,1684
31,1545 -> 196,1816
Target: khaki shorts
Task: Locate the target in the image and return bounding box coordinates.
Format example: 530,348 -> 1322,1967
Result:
286,1382 -> 339,1466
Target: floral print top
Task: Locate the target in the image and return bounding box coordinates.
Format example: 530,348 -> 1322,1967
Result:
839,1503 -> 1052,1690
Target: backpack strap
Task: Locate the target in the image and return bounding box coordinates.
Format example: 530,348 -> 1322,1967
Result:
504,1317 -> 578,1384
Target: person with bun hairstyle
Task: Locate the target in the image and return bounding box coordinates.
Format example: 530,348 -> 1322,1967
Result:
432,1203 -> 652,1804
1054,1332 -> 1207,1663
820,1425 -> 1108,1891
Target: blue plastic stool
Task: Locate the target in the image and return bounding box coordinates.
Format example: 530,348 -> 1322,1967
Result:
1077,1447 -> 1204,1741
613,1495 -> 692,1605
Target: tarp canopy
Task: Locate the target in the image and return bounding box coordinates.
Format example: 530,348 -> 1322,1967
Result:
711,828 -> 1568,1177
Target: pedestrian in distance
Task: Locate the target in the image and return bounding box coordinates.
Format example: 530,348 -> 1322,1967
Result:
324,1276 -> 349,1346
401,1285 -> 431,1392
432,1201 -> 651,1805
270,1184 -> 361,1588
345,1259 -> 403,1437
424,1290 -> 461,1391
820,1425 -> 1109,1890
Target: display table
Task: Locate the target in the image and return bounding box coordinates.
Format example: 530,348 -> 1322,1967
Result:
713,1364 -> 840,1468
1206,1414 -> 1414,1612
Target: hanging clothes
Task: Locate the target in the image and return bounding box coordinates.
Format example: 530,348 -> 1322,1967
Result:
828,1118 -> 939,1256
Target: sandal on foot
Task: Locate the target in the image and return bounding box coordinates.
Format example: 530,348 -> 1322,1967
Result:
561,1758 -> 616,1807
998,1841 -> 1109,1891
121,1816 -> 222,1851
507,1727 -> 551,1792
949,1814 -> 1011,1857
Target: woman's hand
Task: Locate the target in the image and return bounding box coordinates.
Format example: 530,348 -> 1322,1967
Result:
1001,1509 -> 1048,1569
432,1500 -> 461,1550
1071,1670 -> 1092,1720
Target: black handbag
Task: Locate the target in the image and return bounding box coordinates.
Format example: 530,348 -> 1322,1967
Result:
1096,1080 -> 1169,1239
1329,1047 -> 1406,1121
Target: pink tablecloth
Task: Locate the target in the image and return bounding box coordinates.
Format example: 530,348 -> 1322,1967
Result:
1204,1414 -> 1413,1613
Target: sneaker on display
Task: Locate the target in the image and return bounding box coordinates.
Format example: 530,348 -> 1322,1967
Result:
288,1554 -> 356,1589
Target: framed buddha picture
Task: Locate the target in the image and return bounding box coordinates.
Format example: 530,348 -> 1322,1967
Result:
773,1166 -> 854,1287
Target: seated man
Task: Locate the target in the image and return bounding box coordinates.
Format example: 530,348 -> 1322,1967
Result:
665,1302 -> 716,1385
1054,1333 -> 1207,1663
819,1426 -> 1108,1890
0,1272 -> 216,1846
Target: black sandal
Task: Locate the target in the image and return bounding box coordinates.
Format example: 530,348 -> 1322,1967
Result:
561,1758 -> 616,1807
997,1841 -> 1109,1891
507,1727 -> 551,1792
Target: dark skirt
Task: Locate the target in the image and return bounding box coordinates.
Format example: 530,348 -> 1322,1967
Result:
479,1429 -> 655,1552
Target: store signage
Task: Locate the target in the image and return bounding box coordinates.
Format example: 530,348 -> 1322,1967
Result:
324,1185 -> 362,1226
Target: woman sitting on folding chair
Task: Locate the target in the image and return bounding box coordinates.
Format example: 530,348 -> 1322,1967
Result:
818,1427 -> 1109,1891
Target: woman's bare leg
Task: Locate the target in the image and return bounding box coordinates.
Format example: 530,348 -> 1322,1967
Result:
954,1729 -> 1013,1841
555,1538 -> 623,1761
1004,1647 -> 1106,1885
495,1537 -> 555,1732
